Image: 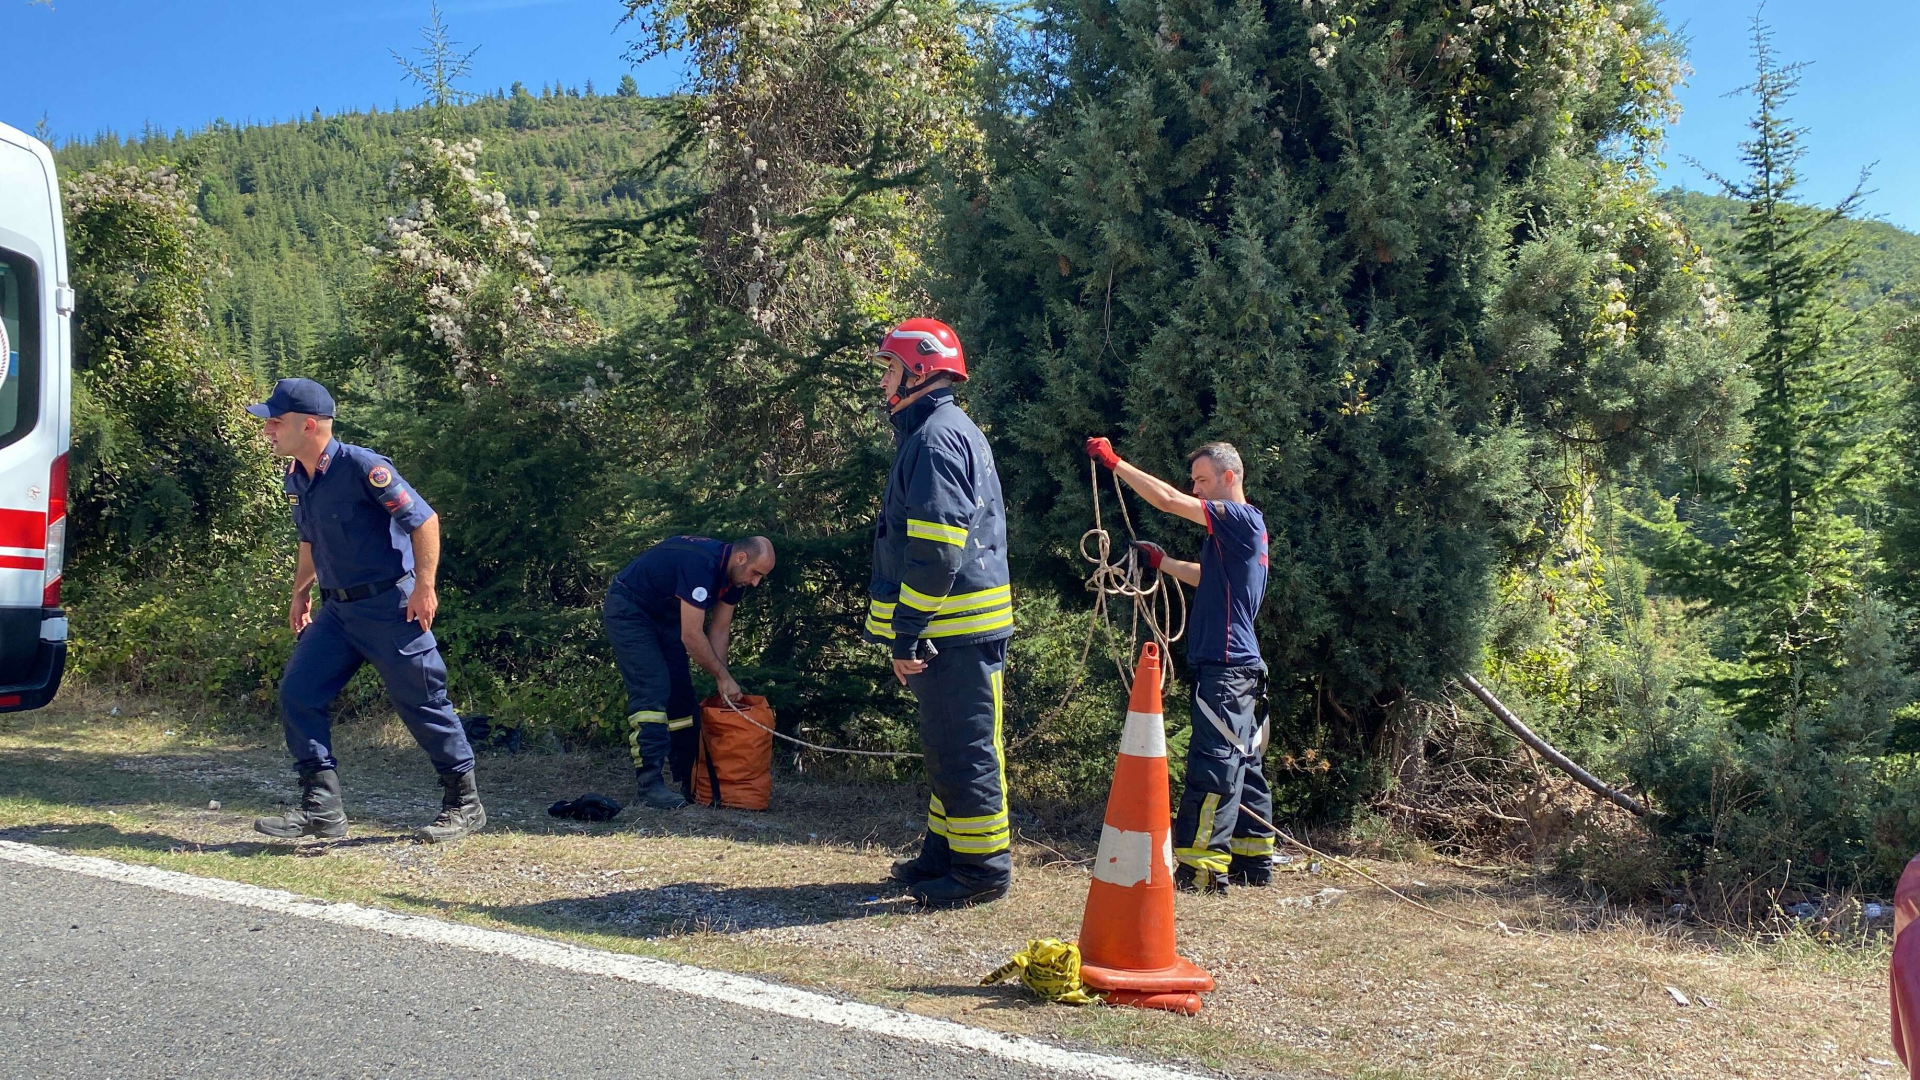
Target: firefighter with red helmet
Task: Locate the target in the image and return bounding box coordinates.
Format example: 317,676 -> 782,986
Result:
867,318 -> 1016,909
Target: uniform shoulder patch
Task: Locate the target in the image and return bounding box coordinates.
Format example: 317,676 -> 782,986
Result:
368,465 -> 393,489
692,586 -> 709,603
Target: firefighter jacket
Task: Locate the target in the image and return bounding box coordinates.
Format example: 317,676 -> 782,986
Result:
865,386 -> 1014,660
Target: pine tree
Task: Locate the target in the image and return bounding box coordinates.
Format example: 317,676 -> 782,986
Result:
1656,21 -> 1879,730
616,74 -> 640,98
391,1 -> 479,114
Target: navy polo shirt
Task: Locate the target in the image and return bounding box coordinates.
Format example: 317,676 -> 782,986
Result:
284,439 -> 436,591
1187,499 -> 1269,666
613,536 -> 747,623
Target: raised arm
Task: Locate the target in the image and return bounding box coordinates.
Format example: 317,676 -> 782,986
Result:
1087,438 -> 1207,525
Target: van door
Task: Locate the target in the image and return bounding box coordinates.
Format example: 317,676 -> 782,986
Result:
0,127 -> 71,709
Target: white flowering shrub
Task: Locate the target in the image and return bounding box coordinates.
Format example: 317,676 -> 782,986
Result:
623,0 -> 981,338
366,137 -> 596,393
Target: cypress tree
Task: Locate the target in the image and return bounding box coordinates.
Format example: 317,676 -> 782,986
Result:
939,0 -> 1731,812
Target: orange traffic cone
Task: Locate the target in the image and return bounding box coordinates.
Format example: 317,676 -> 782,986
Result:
1077,641 -> 1213,1016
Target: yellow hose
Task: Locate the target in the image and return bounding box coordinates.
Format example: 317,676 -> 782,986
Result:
980,938 -> 1102,1005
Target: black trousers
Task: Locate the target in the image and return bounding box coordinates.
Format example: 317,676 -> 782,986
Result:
904,638 -> 1011,889
603,584 -> 698,785
1172,662 -> 1276,883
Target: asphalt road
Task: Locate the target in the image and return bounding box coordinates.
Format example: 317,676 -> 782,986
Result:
0,860 -> 1131,1080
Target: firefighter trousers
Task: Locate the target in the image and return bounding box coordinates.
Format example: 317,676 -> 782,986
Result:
904,639 -> 1011,890
603,584 -> 699,785
1172,661 -> 1276,886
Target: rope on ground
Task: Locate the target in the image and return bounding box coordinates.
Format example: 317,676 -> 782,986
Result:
1235,802 -> 1534,937
719,698 -> 923,760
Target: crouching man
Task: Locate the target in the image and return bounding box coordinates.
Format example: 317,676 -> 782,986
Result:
605,535 -> 775,809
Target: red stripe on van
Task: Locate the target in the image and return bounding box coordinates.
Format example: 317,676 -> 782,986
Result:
0,554 -> 44,570
0,507 -> 45,550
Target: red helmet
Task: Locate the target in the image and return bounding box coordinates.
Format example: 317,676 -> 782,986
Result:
876,318 -> 967,383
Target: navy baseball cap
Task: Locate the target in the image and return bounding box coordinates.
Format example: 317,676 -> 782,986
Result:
246,378 -> 336,419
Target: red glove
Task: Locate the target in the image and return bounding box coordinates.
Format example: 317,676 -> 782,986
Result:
1085,437 -> 1121,470
1131,540 -> 1166,572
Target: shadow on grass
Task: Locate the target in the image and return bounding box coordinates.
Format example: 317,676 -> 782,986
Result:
0,733 -> 953,855
387,877 -> 917,939
0,820 -> 414,857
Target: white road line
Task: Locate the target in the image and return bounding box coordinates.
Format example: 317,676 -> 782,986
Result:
0,840 -> 1210,1080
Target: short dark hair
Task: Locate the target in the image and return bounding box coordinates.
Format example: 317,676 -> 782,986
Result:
737,535 -> 775,563
1187,442 -> 1244,480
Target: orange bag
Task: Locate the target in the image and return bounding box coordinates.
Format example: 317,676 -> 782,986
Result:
691,694 -> 774,811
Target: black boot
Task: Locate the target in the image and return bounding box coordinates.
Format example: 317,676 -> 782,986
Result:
254,768 -> 348,840
416,770 -> 487,843
1175,864 -> 1230,896
889,853 -> 948,885
1228,858 -> 1273,888
635,760 -> 689,810
909,875 -> 1009,909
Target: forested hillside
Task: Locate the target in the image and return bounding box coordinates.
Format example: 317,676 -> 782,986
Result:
56,83 -> 674,377
56,90 -> 1920,382
1663,188 -> 1920,306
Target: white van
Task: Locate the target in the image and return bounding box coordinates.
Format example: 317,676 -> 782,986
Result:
0,122 -> 71,711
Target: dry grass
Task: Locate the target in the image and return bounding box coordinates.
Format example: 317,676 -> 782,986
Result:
0,685 -> 1899,1079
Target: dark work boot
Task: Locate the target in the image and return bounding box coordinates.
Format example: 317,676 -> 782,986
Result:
416,771 -> 487,843
909,875 -> 1009,910
1175,864 -> 1230,896
1228,858 -> 1273,888
635,760 -> 689,810
254,768 -> 348,840
889,853 -> 948,885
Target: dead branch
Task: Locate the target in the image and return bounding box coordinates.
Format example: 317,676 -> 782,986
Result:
1457,673 -> 1655,819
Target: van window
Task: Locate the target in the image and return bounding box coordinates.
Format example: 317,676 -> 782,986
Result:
0,249 -> 40,449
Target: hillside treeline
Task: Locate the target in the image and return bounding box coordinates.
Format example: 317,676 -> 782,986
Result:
53,2 -> 1920,904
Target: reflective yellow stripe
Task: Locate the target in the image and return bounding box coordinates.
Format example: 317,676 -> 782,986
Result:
923,609 -> 1015,638
945,811 -> 1008,830
868,599 -> 896,617
905,518 -> 968,546
947,830 -> 1011,854
865,617 -> 895,639
1179,793 -> 1229,871
929,794 -> 946,816
666,715 -> 694,732
938,585 -> 1012,615
993,667 -> 1009,844
1230,836 -> 1276,857
899,583 -> 948,613
628,710 -> 669,724
1175,847 -> 1231,872
927,814 -> 951,837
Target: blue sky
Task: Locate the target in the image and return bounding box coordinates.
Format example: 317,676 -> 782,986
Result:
5,0 -> 1917,230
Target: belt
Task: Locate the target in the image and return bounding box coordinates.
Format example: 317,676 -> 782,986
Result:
321,576 -> 407,604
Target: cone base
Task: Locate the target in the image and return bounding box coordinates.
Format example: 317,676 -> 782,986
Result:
1101,989 -> 1202,1016
1079,954 -> 1214,994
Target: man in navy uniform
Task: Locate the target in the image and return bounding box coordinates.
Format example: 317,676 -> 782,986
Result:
868,318 -> 1016,909
605,535 -> 775,808
1086,437 -> 1275,893
247,378 -> 486,844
